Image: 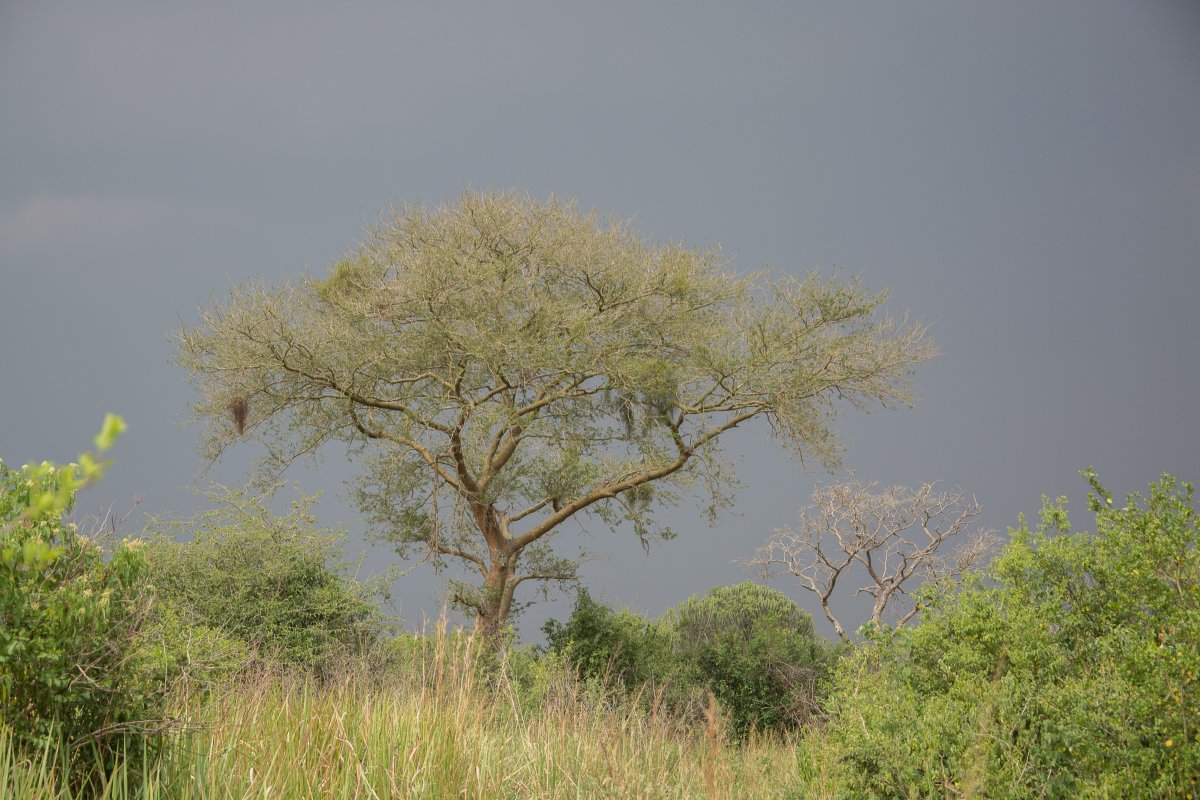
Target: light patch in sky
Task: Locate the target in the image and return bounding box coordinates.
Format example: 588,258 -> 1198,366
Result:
0,194 -> 240,271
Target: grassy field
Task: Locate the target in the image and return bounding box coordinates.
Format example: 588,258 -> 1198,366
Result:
2,634 -> 835,800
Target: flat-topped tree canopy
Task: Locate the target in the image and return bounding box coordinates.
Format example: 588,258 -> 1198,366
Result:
176,190 -> 936,635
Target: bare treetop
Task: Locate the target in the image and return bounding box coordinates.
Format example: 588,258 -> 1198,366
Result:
747,476 -> 994,641
176,190 -> 936,635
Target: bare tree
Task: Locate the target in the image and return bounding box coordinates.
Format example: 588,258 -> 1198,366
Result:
746,476 -> 993,642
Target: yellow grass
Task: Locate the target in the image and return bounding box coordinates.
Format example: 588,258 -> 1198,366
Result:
2,630 -> 838,799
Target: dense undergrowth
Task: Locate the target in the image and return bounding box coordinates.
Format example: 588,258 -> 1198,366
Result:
1,631 -> 830,800
3,424 -> 1198,798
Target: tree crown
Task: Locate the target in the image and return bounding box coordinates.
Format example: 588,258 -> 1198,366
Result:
176,190 -> 934,621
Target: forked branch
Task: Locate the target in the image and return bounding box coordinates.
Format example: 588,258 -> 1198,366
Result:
745,476 -> 994,641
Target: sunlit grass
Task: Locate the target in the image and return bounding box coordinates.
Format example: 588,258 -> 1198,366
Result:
2,628 -> 833,799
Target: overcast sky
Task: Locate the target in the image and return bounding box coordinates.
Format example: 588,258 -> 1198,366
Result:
2,1 -> 1198,640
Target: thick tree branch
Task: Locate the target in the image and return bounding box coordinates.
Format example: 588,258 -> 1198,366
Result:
347,405 -> 466,493
512,408 -> 761,549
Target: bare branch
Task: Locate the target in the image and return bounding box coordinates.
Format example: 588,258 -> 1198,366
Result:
744,475 -> 994,641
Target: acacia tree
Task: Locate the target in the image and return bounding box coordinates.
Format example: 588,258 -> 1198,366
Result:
176,191 -> 934,636
746,477 -> 994,641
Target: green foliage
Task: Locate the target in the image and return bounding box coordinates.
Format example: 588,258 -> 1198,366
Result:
664,582 -> 833,739
176,190 -> 934,631
0,418 -> 171,781
0,414 -> 125,532
821,472 -> 1200,799
143,485 -> 389,677
545,583 -> 833,739
131,602 -> 249,694
542,588 -> 677,690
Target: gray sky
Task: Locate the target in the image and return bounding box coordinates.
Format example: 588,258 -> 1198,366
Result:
2,1 -> 1198,640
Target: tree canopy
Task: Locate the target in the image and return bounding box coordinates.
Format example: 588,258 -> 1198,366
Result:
176,190 -> 935,634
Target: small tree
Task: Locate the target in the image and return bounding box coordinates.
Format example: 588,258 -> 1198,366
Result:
542,588 -> 675,689
144,485 -> 388,676
664,582 -> 832,736
747,476 -> 993,641
0,417 -> 167,780
176,190 -> 935,636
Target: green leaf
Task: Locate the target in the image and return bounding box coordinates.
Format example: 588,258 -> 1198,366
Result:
93,413 -> 127,452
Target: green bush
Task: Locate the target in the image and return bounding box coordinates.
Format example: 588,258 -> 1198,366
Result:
821,472 -> 1200,799
144,485 -> 389,677
544,583 -> 833,739
542,588 -> 677,690
0,419 -> 173,781
130,601 -> 249,695
664,582 -> 833,739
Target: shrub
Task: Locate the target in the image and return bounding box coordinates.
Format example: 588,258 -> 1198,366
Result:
821,471 -> 1200,799
144,485 -> 389,677
544,583 -> 833,739
131,601 -> 250,695
542,588 -> 676,690
0,418 -> 173,781
663,582 -> 833,738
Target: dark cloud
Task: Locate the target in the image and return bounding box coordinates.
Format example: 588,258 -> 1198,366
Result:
2,0 -> 1197,639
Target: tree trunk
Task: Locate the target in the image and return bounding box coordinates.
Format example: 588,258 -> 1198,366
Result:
820,598 -> 850,643
469,500 -> 517,644
473,558 -> 517,645
870,582 -> 901,627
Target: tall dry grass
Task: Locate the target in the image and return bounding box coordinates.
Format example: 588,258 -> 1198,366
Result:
2,625 -> 838,799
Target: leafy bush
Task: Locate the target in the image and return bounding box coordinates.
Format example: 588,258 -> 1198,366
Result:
821,471 -> 1200,799
663,582 -> 833,738
144,485 -> 389,676
545,583 -> 833,739
131,601 -> 249,695
0,418 -> 172,780
542,588 -> 677,690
